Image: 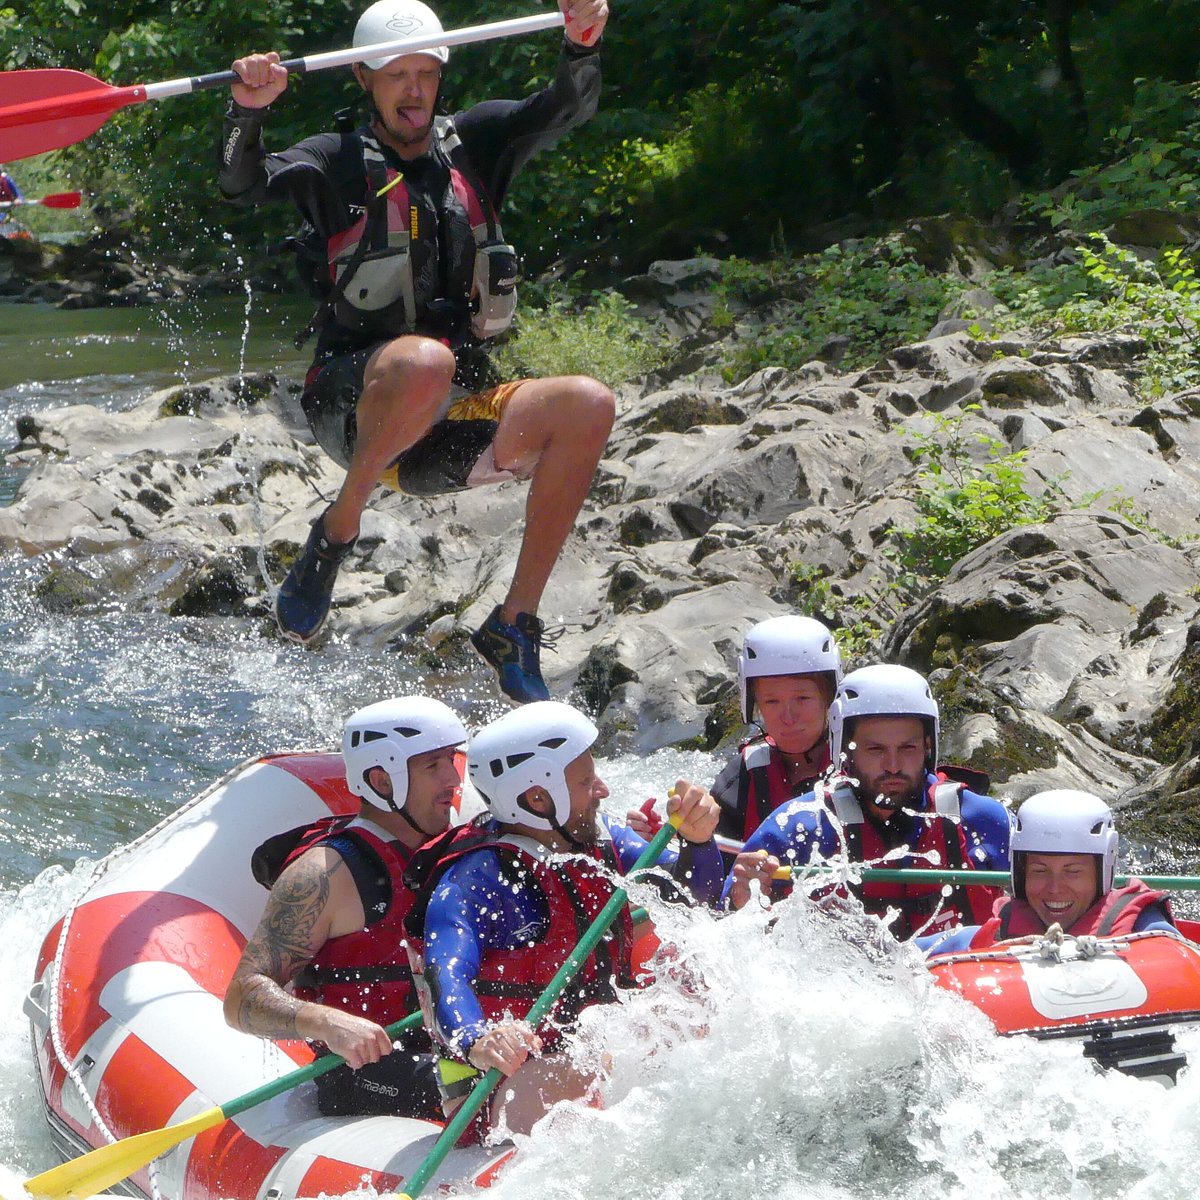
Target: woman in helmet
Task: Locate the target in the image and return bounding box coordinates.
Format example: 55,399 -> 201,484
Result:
404,700 -> 722,1135
723,663 -> 1011,939
705,615 -> 844,845
224,695 -> 467,1119
921,789 -> 1176,956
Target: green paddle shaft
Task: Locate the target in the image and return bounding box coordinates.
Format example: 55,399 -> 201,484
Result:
24,1012 -> 425,1200
396,814 -> 683,1200
223,1011 -> 422,1117
784,866 -> 1200,890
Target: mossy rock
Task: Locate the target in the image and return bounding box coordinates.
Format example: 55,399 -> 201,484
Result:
168,561 -> 251,617
572,644 -> 640,715
158,386 -> 211,418
637,394 -> 744,435
932,664 -> 1057,784
702,682 -> 745,751
1141,619 -> 1200,763
33,564 -> 105,613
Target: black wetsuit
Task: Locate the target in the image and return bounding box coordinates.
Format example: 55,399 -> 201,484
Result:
218,39 -> 600,365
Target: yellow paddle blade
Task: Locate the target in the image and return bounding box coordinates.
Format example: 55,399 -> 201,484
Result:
25,1104 -> 226,1200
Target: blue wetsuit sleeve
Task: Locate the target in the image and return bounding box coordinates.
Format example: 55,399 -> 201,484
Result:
719,799 -> 822,907
613,818 -> 726,906
606,817 -> 724,906
422,850 -> 548,1055
916,926 -> 980,956
959,790 -> 1012,871
1133,904 -> 1177,933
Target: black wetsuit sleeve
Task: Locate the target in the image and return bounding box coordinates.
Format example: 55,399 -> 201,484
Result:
453,38 -> 601,207
712,754 -> 746,841
218,104 -> 364,234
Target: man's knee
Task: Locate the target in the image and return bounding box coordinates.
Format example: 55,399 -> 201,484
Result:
365,338 -> 456,401
557,376 -> 615,442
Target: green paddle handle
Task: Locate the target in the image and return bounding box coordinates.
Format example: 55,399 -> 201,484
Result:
222,1011 -> 422,1118
787,866 -> 1200,890
397,816 -> 682,1200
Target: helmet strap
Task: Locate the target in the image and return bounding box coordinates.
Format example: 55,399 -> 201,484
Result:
397,802 -> 436,841
550,811 -> 590,851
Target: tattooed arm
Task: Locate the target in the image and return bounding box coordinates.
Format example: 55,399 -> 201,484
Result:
223,846 -> 394,1069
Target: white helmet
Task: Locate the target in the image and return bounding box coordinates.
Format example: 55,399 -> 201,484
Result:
828,664 -> 939,772
467,701 -> 597,832
738,614 -> 842,723
343,696 -> 466,812
1011,789 -> 1117,899
354,0 -> 449,70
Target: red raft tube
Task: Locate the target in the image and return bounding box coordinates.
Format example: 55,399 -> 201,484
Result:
25,752 -> 513,1200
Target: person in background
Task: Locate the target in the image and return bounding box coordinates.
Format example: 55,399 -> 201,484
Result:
919,789 -> 1175,955
724,664 -> 1010,939
627,614 -> 841,858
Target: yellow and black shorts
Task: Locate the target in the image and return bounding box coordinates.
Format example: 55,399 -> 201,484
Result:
301,341 -> 526,496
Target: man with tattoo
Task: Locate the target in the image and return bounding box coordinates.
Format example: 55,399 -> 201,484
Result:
224,696 -> 467,1118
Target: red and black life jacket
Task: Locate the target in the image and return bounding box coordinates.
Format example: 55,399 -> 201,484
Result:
821,774 -> 1000,939
405,822 -> 638,1050
971,880 -> 1174,947
252,814 -> 419,1026
300,117 -> 513,348
717,736 -> 830,843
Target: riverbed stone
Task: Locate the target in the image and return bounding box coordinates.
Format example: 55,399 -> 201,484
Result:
5,271 -> 1200,784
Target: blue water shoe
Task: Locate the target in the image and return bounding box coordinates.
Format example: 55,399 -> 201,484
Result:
275,511 -> 356,644
470,606 -> 553,703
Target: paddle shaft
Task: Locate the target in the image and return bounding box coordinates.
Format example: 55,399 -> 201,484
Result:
397,815 -> 683,1200
24,1012 -> 423,1200
779,866 -> 1200,890
0,12 -> 564,135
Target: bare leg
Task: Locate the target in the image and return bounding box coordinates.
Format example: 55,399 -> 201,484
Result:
490,375 -> 615,620
322,336 -> 456,544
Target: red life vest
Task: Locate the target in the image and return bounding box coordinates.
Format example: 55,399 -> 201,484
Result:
970,880 -> 1174,947
719,736 -> 830,842
826,776 -> 1000,939
321,119 -> 513,344
406,827 -> 638,1050
284,816 -> 420,1026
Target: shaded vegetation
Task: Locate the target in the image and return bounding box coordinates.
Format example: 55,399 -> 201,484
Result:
6,1 -> 1200,274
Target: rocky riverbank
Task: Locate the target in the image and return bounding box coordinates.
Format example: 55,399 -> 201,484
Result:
4,234 -> 1200,841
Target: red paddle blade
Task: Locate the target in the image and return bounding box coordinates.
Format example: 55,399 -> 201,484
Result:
38,190 -> 83,208
0,69 -> 143,162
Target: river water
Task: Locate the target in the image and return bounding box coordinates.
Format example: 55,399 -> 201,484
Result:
1,300 -> 1199,1200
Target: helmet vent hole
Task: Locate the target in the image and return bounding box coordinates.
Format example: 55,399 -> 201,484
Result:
488,757 -> 504,778
1089,820 -> 1104,834
350,732 -> 361,748
363,731 -> 387,744
505,752 -> 534,769
393,726 -> 422,738
539,737 -> 568,750
746,647 -> 757,659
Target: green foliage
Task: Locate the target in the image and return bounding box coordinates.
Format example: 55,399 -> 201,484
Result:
7,0 -> 1200,270
714,238 -> 955,382
896,407 -> 1065,585
787,562 -> 897,663
491,291 -> 668,386
988,236 -> 1200,398
1023,80 -> 1200,230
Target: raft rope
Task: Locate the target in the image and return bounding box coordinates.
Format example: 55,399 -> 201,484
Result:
47,856 -> 164,1200
928,926 -> 1200,968
39,761 -> 280,1199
